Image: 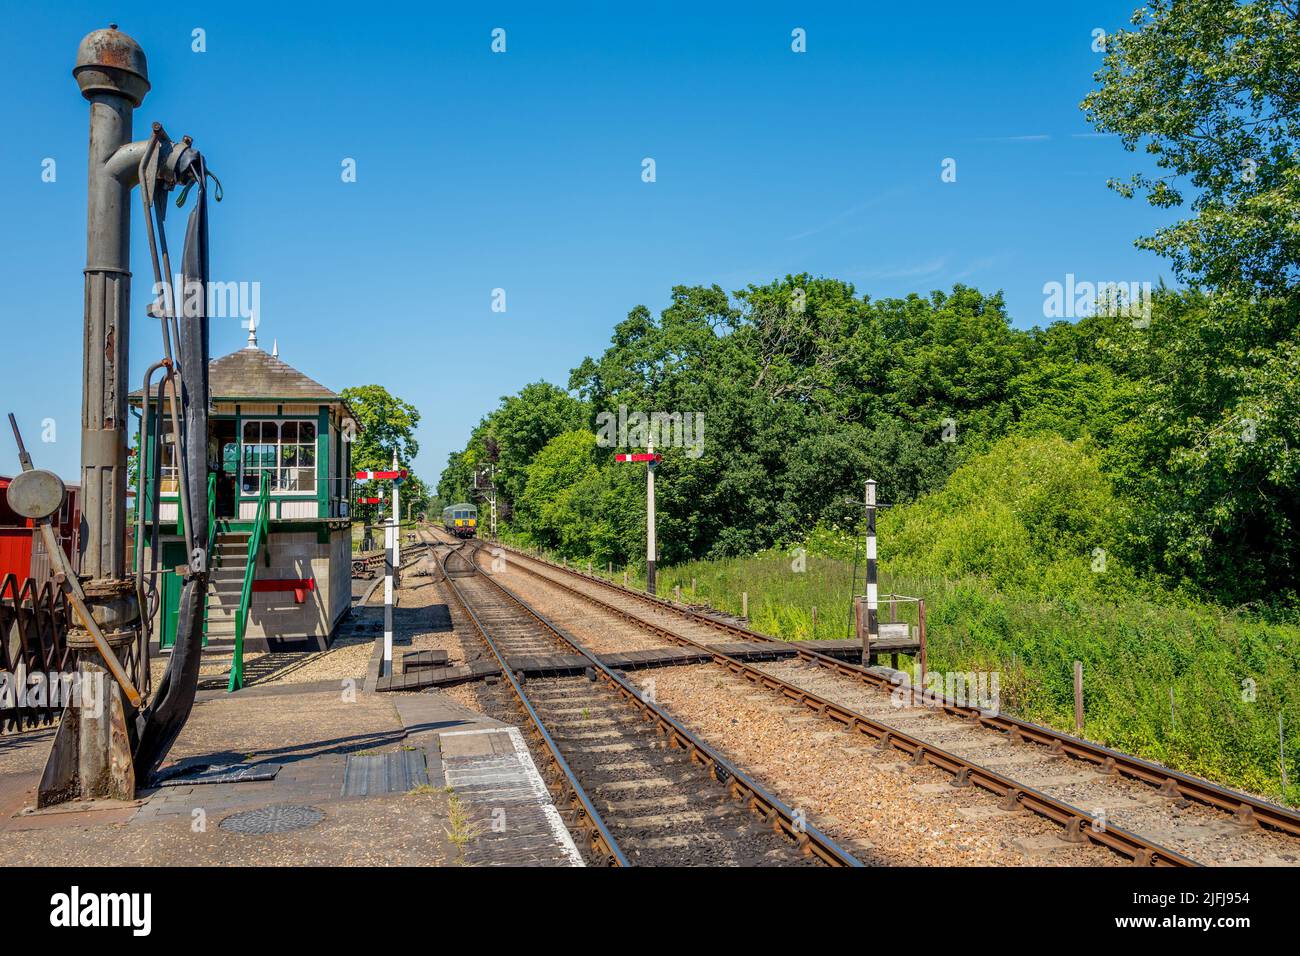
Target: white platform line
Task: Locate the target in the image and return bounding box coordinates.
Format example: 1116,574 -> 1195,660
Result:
441,727 -> 583,866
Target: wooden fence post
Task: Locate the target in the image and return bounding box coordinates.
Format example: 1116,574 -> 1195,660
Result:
1073,661 -> 1084,735
1281,714 -> 1289,795
918,599 -> 927,690
889,596 -> 899,669
741,592 -> 748,619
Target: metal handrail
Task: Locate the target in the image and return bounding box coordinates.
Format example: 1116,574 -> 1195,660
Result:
206,472 -> 217,553
228,478 -> 270,691
202,472 -> 217,661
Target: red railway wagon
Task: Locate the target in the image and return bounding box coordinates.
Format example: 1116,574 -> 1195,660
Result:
0,475 -> 80,582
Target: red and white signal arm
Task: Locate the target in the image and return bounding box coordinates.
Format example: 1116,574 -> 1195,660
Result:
355,469 -> 408,480
358,496 -> 382,505
615,453 -> 662,463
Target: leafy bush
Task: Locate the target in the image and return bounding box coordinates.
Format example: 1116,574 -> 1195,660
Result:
881,433 -> 1143,598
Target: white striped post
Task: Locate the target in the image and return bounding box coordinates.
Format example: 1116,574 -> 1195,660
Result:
646,432 -> 657,595
383,503 -> 393,676
614,439 -> 662,594
354,453 -> 406,679
862,479 -> 878,666
391,449 -> 401,572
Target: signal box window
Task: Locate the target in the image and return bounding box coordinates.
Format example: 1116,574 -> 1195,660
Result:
242,420 -> 317,494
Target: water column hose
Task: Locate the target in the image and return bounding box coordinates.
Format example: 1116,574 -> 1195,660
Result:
132,145 -> 213,778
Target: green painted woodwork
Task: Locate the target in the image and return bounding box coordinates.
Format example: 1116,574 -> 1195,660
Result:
229,477 -> 271,692
157,539 -> 196,649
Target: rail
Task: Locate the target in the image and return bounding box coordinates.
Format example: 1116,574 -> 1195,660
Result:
440,548 -> 627,865
206,472 -> 217,554
435,541 -> 863,867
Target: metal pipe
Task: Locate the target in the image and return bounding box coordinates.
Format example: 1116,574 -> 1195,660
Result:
162,373 -> 194,560
76,26 -> 148,585
134,359 -> 169,694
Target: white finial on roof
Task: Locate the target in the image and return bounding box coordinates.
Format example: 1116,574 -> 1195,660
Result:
272,338 -> 279,358
245,315 -> 259,350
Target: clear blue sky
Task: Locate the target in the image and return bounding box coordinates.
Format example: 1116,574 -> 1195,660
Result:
0,1 -> 1173,486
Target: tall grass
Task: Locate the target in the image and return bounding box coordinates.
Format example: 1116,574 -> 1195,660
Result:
654,549 -> 1299,805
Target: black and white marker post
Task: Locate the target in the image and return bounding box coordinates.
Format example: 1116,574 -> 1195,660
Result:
862,479 -> 878,666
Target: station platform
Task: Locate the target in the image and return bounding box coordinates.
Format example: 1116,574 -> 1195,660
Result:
0,678 -> 582,867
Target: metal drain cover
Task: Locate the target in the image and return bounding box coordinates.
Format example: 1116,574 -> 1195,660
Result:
219,804 -> 323,834
341,749 -> 427,797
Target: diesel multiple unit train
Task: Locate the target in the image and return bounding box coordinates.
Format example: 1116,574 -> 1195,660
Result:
442,503 -> 479,538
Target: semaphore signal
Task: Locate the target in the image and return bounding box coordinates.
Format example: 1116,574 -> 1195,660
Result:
355,453 -> 405,675
615,438 -> 661,593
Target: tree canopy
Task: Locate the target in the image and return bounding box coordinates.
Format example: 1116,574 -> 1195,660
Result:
340,384 -> 424,525
1082,0 -> 1300,298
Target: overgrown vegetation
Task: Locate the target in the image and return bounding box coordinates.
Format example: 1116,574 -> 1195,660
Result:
651,548 -> 1299,803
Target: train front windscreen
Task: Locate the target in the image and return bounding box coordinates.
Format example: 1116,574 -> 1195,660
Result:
445,505 -> 478,536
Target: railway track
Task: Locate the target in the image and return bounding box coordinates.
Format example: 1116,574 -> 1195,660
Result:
479,539 -> 1300,867
431,540 -> 863,867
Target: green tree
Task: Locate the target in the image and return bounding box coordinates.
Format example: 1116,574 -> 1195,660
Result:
340,384 -> 422,526
1102,291 -> 1300,605
560,278 -> 1029,562
490,382 -> 589,505
1082,1 -> 1300,298
1082,4 -> 1300,601
515,430 -> 601,550
1008,316 -> 1136,445
775,419 -> 955,543
875,286 -> 1030,444
437,382 -> 587,516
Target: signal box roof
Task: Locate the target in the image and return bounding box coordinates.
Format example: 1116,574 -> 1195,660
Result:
130,346 -> 338,403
